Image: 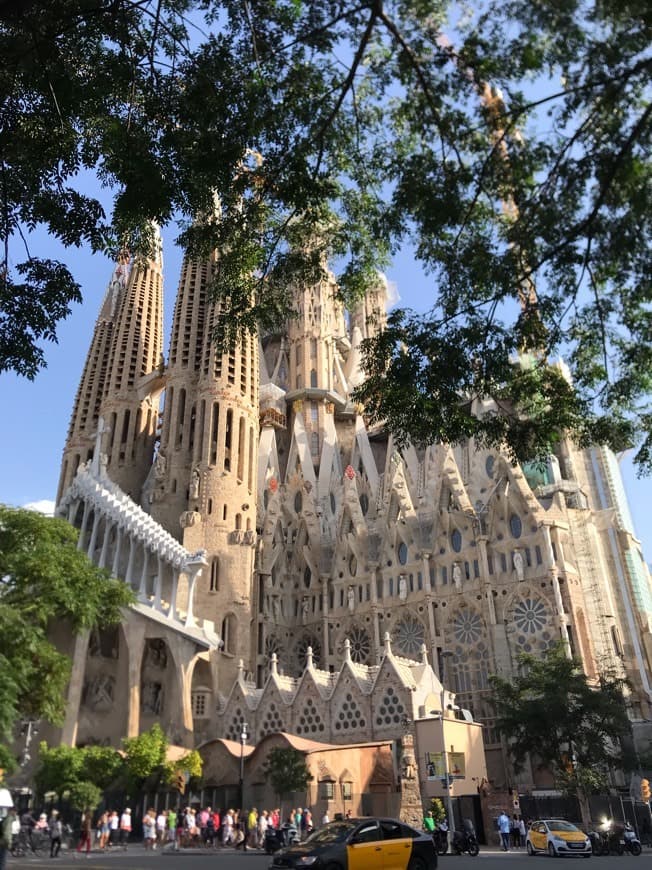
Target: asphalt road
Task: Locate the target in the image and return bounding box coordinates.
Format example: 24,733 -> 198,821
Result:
7,845 -> 652,870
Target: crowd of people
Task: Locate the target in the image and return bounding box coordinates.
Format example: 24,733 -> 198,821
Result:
138,805 -> 316,851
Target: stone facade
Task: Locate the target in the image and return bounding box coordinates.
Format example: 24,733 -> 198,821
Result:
53,233 -> 652,794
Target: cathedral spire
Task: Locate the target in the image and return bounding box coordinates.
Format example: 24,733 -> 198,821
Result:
56,252 -> 131,503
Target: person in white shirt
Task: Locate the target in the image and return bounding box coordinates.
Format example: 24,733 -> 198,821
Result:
156,811 -> 167,848
119,808 -> 131,850
321,812 -> 329,826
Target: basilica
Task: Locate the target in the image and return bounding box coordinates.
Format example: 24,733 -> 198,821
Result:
53,228 -> 652,789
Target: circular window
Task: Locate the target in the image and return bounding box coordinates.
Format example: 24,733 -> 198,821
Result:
485,455 -> 495,478
451,529 -> 462,553
398,542 -> 408,565
359,493 -> 369,515
295,491 -> 303,513
510,514 -> 522,539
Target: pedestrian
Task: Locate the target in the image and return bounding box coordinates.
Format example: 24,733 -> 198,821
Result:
498,811 -> 511,851
321,810 -> 329,826
258,810 -> 269,847
518,816 -> 527,847
423,810 -> 435,833
156,809 -> 167,848
49,809 -> 62,858
108,810 -> 119,847
119,807 -> 131,849
76,811 -> 92,854
167,808 -> 177,850
142,808 -> 156,850
222,808 -> 234,845
212,808 -> 221,845
98,810 -> 110,850
247,808 -> 258,847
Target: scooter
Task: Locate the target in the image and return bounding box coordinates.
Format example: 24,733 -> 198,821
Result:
623,824 -> 642,856
452,820 -> 479,856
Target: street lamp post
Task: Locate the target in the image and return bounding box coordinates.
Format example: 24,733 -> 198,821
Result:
239,722 -> 248,812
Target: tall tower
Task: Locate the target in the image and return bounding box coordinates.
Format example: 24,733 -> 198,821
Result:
99,231 -> 164,498
57,255 -> 131,503
151,246 -> 260,690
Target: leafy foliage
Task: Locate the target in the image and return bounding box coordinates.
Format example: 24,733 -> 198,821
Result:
490,643 -> 632,793
68,780 -> 102,813
1,1 -> 650,467
121,723 -> 168,788
0,506 -> 133,769
263,747 -> 313,801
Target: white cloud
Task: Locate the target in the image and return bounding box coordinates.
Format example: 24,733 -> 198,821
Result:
23,499 -> 55,517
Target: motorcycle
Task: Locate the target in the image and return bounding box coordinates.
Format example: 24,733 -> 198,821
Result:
432,827 -> 449,855
264,823 -> 300,854
452,820 -> 479,857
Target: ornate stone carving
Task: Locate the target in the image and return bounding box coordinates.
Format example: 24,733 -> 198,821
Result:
180,510 -> 201,528
145,639 -> 168,669
142,681 -> 164,715
84,674 -> 115,712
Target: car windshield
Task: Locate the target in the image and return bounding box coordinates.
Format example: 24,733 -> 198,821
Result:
305,821 -> 357,845
547,821 -> 579,832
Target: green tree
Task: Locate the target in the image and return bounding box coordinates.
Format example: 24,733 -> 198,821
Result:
122,723 -> 168,789
263,747 -> 313,811
68,780 -> 102,814
1,1 -> 650,468
35,743 -> 123,799
490,643 -> 631,822
0,506 -> 133,765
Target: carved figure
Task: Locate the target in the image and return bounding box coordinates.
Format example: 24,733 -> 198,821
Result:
154,451 -> 167,479
145,639 -> 168,669
347,585 -> 355,612
452,563 -> 462,591
398,575 -> 408,601
142,681 -> 163,715
271,595 -> 281,621
513,550 -> 525,582
301,596 -> 310,623
190,467 -> 200,499
180,510 -> 201,528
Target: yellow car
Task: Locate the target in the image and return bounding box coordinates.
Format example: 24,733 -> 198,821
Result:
526,819 -> 592,857
269,817 -> 438,870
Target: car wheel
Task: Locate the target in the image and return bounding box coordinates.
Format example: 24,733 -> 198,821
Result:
548,842 -> 557,857
527,841 -> 536,856
407,858 -> 427,870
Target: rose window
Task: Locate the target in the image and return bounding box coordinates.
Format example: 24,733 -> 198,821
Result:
513,597 -> 548,634
347,626 -> 371,664
294,634 -> 322,673
453,609 -> 483,645
394,615 -> 426,658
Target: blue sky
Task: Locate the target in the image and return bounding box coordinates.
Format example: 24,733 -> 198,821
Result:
0,225 -> 650,561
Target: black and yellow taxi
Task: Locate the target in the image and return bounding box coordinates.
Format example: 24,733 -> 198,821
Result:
269,817 -> 438,870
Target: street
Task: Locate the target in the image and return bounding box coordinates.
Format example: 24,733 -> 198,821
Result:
7,845 -> 652,870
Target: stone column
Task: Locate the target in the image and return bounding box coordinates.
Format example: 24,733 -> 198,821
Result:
98,519 -> 111,569
184,565 -> 202,627
60,630 -> 90,745
124,621 -> 145,738
168,569 -> 180,621
397,732 -> 424,830
111,526 -> 123,577
138,548 -> 150,602
125,537 -> 136,588
154,555 -> 164,611
76,501 -> 90,550
321,578 -> 330,663
87,512 -> 100,559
